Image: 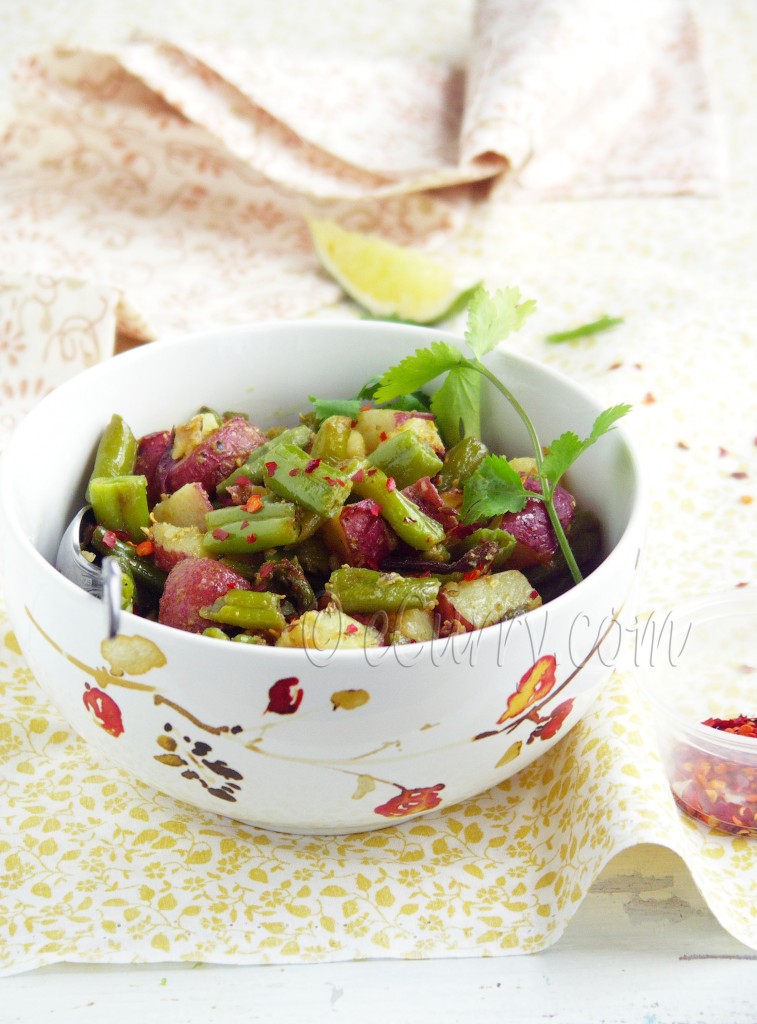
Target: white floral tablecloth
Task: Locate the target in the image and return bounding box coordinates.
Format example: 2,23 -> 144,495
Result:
0,0 -> 756,976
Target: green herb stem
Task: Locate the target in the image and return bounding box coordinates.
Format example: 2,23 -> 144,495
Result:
473,359 -> 583,584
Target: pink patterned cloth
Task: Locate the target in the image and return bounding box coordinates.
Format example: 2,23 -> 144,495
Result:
0,0 -> 722,440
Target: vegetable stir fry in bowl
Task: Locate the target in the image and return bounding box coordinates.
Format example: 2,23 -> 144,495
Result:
0,312 -> 644,834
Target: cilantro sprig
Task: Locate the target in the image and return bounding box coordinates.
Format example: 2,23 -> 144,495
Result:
375,287 -> 631,584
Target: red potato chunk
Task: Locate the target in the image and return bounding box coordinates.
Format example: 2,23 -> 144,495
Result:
164,417 -> 268,495
151,522 -> 207,573
321,499 -> 397,569
437,571 -> 541,635
135,430 -> 174,507
401,477 -> 459,533
158,557 -> 251,634
496,480 -> 575,569
152,482 -> 213,529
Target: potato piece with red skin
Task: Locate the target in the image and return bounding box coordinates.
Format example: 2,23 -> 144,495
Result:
437,571 -> 541,635
164,417 -> 268,495
135,430 -> 175,507
152,482 -> 213,528
321,499 -> 397,569
495,479 -> 575,569
401,477 -> 459,533
151,522 -> 206,573
158,557 -> 251,634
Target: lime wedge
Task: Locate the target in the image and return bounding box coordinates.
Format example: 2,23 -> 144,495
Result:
308,218 -> 474,325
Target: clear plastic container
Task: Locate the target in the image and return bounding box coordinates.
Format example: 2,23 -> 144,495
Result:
636,589 -> 757,837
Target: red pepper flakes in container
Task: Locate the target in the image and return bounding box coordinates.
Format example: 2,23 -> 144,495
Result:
635,591 -> 757,840
670,718 -> 757,837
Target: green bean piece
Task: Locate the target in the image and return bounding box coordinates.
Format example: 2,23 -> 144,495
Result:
368,430 -> 443,489
291,535 -> 332,577
202,627 -> 230,640
217,425 -> 313,492
326,567 -> 440,614
436,436 -> 489,491
452,528 -> 516,570
202,514 -> 299,555
205,500 -> 296,529
89,475 -> 151,542
90,525 -> 167,594
294,508 -> 325,544
350,465 -> 446,552
200,589 -> 285,632
310,415 -> 352,462
264,444 -> 353,519
120,564 -> 135,613
85,414 -> 137,501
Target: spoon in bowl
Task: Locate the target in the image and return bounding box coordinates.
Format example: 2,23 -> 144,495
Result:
55,506 -> 122,639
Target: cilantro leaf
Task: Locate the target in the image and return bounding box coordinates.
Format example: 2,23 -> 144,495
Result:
373,341 -> 465,403
461,455 -> 529,524
541,404 -> 632,487
357,375 -> 430,411
431,366 -> 481,447
308,397 -> 362,423
546,315 -> 624,344
464,286 -> 537,359
588,403 -> 632,443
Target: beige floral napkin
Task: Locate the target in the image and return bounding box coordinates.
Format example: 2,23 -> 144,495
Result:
0,0 -> 721,353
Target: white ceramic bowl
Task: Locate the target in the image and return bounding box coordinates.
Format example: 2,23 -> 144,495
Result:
0,321 -> 644,834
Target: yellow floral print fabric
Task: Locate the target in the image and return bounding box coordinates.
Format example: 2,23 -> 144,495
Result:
1,605 -> 756,975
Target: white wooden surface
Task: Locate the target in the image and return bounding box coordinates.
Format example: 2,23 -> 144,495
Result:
4,845 -> 755,1024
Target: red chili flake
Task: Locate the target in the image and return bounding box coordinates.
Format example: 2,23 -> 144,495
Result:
212,528 -> 230,541
718,446 -> 729,458
264,461 -> 278,475
360,405 -> 372,413
336,478 -> 346,487
731,471 -> 749,479
736,581 -> 750,588
386,477 -> 397,492
368,502 -> 381,517
738,664 -> 756,675
135,540 -> 154,557
235,476 -> 251,488
304,458 -> 321,474
246,533 -> 258,544
323,476 -> 339,487
608,361 -> 623,371
351,468 -> 365,483
379,431 -> 388,442
703,715 -> 757,738
289,468 -> 300,477
633,362 -> 643,370
101,530 -> 117,550
344,623 -> 359,635
642,392 -> 656,405
463,570 -> 481,582
367,468 -> 377,476
241,519 -> 250,529
529,590 -> 539,600
677,441 -> 690,450
244,494 -> 263,513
